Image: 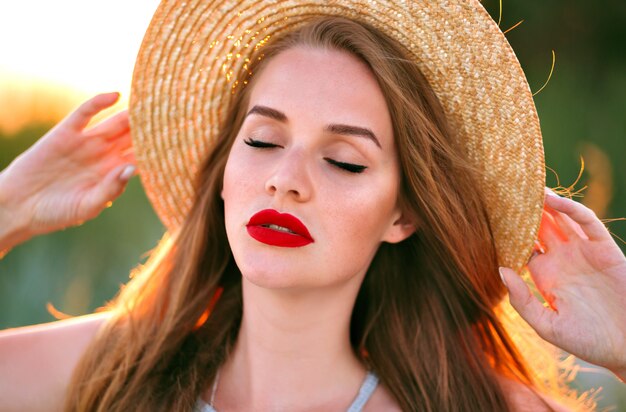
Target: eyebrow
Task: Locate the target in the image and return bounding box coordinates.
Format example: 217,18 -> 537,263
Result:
247,105 -> 287,122
245,105 -> 382,149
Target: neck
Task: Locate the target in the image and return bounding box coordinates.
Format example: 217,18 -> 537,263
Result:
214,276 -> 368,410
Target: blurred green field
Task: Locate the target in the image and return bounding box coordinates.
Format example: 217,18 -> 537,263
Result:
1,0 -> 624,409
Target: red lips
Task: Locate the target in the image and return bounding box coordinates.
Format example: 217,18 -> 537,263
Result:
246,209 -> 314,247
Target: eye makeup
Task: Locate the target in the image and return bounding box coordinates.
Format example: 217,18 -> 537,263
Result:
244,137 -> 282,148
323,157 -> 367,174
243,138 -> 367,174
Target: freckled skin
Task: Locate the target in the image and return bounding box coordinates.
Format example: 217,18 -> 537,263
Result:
222,46 -> 414,290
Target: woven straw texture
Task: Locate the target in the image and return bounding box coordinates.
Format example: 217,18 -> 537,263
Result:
129,0 -> 545,272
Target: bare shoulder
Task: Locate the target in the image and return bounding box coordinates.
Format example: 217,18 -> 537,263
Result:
0,312 -> 111,412
364,382 -> 402,412
496,375 -> 573,412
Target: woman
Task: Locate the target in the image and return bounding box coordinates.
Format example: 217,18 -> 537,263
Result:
0,1 -> 625,411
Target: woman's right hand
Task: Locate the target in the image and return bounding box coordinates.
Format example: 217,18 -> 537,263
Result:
0,92 -> 136,247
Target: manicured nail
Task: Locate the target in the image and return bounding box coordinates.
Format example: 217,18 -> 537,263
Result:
119,165 -> 136,181
498,267 -> 508,287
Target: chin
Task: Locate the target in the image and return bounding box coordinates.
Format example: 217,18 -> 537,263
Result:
232,250 -> 302,288
230,235 -> 314,286
242,272 -> 306,290
230,236 -> 363,292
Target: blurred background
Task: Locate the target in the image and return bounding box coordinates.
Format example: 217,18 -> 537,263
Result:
0,0 -> 624,409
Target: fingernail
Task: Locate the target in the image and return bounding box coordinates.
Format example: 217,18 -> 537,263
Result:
119,165 -> 136,181
498,267 -> 508,288
545,189 -> 560,197
534,239 -> 546,254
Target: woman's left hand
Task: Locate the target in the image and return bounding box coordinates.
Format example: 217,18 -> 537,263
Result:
500,188 -> 626,381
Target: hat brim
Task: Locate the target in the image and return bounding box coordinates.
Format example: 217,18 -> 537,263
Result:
129,0 -> 545,272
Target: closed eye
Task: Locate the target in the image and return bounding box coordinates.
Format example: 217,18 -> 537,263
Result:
244,138 -> 366,173
324,157 -> 367,174
244,138 -> 283,148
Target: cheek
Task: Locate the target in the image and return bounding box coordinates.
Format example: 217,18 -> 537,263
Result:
221,157 -> 238,202
318,173 -> 398,248
222,147 -> 257,203
222,152 -> 252,238
310,183 -> 397,282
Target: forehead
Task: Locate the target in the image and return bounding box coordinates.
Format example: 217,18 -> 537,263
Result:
246,46 -> 394,149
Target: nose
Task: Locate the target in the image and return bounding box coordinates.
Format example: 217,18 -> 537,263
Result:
264,149 -> 312,203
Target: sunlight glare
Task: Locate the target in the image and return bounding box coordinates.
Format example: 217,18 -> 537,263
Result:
0,1 -> 160,95
0,1 -> 160,133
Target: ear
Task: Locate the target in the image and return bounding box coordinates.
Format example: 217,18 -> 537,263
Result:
381,209 -> 417,244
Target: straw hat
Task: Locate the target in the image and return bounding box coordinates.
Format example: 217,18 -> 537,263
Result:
128,0 -> 545,272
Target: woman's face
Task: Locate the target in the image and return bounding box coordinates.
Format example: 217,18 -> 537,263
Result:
222,46 -> 414,290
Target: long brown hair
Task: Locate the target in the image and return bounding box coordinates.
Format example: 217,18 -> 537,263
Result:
66,17 -> 554,411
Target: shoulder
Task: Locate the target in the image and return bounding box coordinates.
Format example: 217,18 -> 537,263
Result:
363,381 -> 402,412
363,375 -> 573,412
0,312 -> 111,412
496,375 -> 573,412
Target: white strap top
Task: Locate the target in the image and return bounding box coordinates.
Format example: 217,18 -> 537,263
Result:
194,371 -> 380,412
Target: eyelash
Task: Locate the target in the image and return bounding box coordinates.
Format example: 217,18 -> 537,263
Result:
243,138 -> 279,149
244,138 -> 368,174
323,158 -> 367,174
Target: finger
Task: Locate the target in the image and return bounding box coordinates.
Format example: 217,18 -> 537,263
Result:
84,110 -> 130,140
525,255 -> 562,303
93,133 -> 135,171
545,205 -> 589,240
80,163 -> 135,218
120,149 -> 136,165
544,192 -> 610,241
538,210 -> 568,249
118,164 -> 137,182
544,187 -> 589,240
499,267 -> 557,342
64,92 -> 121,132
99,149 -> 137,176
77,130 -> 133,164
107,130 -> 133,154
